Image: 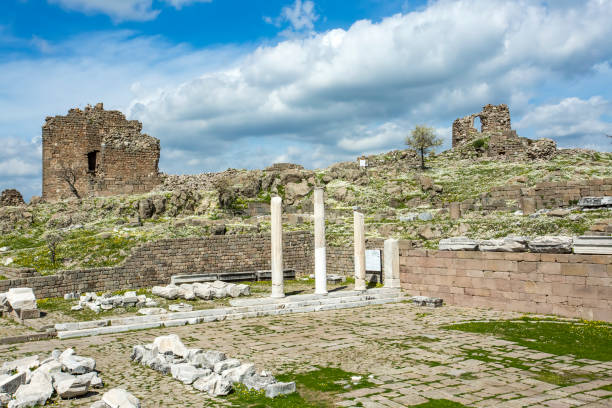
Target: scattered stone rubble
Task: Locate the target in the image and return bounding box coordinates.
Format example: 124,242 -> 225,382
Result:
0,349 -> 102,407
0,190 -> 25,207
0,288 -> 40,320
69,291 -> 157,313
152,281 -> 251,301
131,335 -> 296,398
90,388 -> 140,408
439,235 -> 575,254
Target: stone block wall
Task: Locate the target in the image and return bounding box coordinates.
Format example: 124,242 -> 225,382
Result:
326,239 -> 385,276
456,178 -> 612,213
42,103 -> 161,201
0,231 -> 314,299
400,248 -> 612,322
452,104 -> 511,147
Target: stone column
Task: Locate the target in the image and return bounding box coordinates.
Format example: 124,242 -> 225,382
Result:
353,211 -> 366,291
383,239 -> 401,288
271,196 -> 284,298
314,187 -> 327,295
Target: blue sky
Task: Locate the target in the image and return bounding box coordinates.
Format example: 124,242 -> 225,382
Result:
1,0 -> 612,200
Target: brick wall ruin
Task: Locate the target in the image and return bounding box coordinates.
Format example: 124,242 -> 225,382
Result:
0,231 -> 314,299
400,249 -> 612,322
0,189 -> 25,207
452,104 -> 511,147
42,103 -> 161,201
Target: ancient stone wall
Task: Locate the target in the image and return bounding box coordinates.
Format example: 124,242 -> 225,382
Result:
0,189 -> 25,207
42,103 -> 161,202
326,239 -> 385,276
400,248 -> 612,322
0,231 -> 314,299
456,178 -> 612,213
452,104 -> 511,147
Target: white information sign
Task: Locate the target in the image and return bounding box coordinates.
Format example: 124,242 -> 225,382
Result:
365,249 -> 381,272
359,159 -> 367,168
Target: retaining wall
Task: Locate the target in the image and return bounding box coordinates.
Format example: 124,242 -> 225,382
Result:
458,178 -> 612,212
400,248 -> 612,322
0,231 -> 314,299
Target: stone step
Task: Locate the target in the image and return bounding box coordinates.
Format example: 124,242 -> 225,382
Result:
56,289 -> 404,339
572,236 -> 612,255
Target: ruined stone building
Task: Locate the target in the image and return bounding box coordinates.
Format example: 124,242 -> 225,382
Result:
452,104 -> 556,159
42,103 -> 161,201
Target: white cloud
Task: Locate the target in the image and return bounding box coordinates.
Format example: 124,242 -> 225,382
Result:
265,0 -> 319,33
2,0 -> 612,198
48,0 -> 160,22
130,0 -> 612,157
162,0 -> 212,10
516,96 -> 612,150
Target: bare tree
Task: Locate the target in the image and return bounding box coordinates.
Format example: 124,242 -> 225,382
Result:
42,231 -> 64,265
58,163 -> 81,199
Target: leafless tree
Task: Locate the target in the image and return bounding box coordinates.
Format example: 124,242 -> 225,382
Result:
42,231 -> 64,265
58,163 -> 81,199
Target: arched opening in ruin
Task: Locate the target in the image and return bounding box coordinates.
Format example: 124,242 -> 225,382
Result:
472,116 -> 482,132
87,150 -> 99,175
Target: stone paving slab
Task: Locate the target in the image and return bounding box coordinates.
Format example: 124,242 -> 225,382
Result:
0,302 -> 610,407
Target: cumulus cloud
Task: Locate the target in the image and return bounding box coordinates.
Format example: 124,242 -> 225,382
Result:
130,0 -> 612,159
516,96 -> 612,150
47,0 -> 160,22
2,0 -> 612,198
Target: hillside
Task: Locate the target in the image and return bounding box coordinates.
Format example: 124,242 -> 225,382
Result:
1,145 -> 611,276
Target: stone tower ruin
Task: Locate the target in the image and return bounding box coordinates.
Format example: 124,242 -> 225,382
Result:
42,103 -> 161,201
452,104 -> 511,147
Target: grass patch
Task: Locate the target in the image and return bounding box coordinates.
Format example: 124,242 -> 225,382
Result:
409,399 -> 472,408
277,366 -> 374,393
227,384 -> 324,408
534,370 -> 598,387
443,319 -> 612,361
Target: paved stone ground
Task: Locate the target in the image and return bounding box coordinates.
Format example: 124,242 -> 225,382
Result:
1,302 -> 611,407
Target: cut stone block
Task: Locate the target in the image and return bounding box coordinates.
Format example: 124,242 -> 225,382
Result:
528,236 -> 573,253
573,236 -> 612,255
439,237 -> 479,251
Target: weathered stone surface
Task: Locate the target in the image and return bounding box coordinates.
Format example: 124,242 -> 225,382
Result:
193,283 -> 212,300
479,236 -> 528,252
243,373 -> 277,391
527,236 -> 573,253
578,196 -> 612,208
168,303 -> 193,312
411,296 -> 443,307
0,373 -> 26,395
8,372 -> 53,408
213,358 -> 240,374
192,373 -> 232,396
178,284 -> 196,301
0,189 -> 25,207
221,363 -> 255,384
439,237 -> 479,251
78,372 -> 103,389
5,288 -> 37,311
572,236 -> 612,255
265,382 -> 296,398
60,349 -> 96,374
201,350 -> 226,366
152,285 -> 179,300
170,363 -> 211,385
1,356 -> 40,374
152,334 -> 188,357
137,307 -> 166,315
0,393 -> 10,407
90,401 -> 110,408
53,372 -> 91,398
102,388 -> 140,408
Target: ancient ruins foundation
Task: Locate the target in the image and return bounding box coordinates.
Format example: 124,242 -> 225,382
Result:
42,103 -> 161,201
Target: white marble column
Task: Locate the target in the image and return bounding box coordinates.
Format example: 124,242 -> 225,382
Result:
353,211 -> 366,291
384,238 -> 401,288
270,196 -> 284,298
314,187 -> 327,295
